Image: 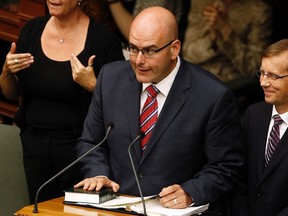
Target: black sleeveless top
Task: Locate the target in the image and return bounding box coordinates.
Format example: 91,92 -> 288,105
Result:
16,15 -> 124,130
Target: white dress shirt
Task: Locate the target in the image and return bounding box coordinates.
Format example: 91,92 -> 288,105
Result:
140,56 -> 181,114
265,106 -> 288,155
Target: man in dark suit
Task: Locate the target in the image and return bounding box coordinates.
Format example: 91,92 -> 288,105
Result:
240,39 -> 288,216
75,6 -> 243,214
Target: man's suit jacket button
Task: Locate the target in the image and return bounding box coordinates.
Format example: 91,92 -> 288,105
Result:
138,173 -> 144,178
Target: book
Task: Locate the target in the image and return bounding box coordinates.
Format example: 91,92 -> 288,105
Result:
64,194 -> 209,216
64,187 -> 116,204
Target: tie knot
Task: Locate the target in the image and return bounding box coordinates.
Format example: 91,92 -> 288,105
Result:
146,85 -> 159,98
273,114 -> 283,125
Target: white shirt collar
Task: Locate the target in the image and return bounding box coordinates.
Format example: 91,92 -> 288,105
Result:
272,106 -> 288,125
142,56 -> 181,96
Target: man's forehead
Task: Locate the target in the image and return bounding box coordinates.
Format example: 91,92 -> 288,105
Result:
129,28 -> 163,46
128,38 -> 161,49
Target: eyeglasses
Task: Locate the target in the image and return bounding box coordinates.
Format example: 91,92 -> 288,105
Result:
256,69 -> 288,81
127,40 -> 175,58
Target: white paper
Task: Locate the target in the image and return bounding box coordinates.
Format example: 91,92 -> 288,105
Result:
131,199 -> 209,216
68,195 -> 209,216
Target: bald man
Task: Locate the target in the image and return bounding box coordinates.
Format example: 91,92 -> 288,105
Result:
75,6 -> 243,214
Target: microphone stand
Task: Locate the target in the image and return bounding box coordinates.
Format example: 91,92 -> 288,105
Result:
33,123 -> 114,213
128,132 -> 146,216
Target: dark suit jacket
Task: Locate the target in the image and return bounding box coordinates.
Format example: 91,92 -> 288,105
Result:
243,102 -> 288,216
76,59 -> 243,213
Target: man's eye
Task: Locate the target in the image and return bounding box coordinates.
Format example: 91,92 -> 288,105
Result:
271,74 -> 279,80
144,49 -> 155,56
130,47 -> 138,52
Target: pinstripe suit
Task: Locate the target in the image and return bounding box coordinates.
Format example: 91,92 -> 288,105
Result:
76,58 -> 244,214
243,102 -> 288,216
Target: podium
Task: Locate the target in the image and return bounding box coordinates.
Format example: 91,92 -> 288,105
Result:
14,197 -> 133,216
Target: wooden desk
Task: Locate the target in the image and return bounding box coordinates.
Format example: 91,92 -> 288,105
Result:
14,197 -> 134,216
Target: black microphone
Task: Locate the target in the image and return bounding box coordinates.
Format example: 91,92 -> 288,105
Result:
33,122 -> 115,213
128,131 -> 146,215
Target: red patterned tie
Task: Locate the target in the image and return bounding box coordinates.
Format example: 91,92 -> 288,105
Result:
140,85 -> 159,151
265,114 -> 283,167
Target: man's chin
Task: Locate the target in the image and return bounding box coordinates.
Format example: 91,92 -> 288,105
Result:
264,96 -> 275,105
136,74 -> 152,84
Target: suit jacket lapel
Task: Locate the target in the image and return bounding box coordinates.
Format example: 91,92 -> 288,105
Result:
256,106 -> 272,179
261,128 -> 288,181
126,71 -> 142,162
140,61 -> 190,163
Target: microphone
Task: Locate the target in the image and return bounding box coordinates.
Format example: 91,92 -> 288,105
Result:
33,122 -> 115,213
128,131 -> 146,215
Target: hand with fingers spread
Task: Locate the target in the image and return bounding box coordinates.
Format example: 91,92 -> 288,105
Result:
74,176 -> 120,193
4,42 -> 34,74
70,54 -> 96,92
0,42 -> 34,99
159,184 -> 193,209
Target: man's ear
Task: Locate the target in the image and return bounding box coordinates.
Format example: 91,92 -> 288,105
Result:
171,40 -> 181,58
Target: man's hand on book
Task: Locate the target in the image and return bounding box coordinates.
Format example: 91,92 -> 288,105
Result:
74,176 -> 120,192
159,184 -> 193,209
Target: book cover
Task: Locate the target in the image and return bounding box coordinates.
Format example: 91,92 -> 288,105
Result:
64,187 -> 116,204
